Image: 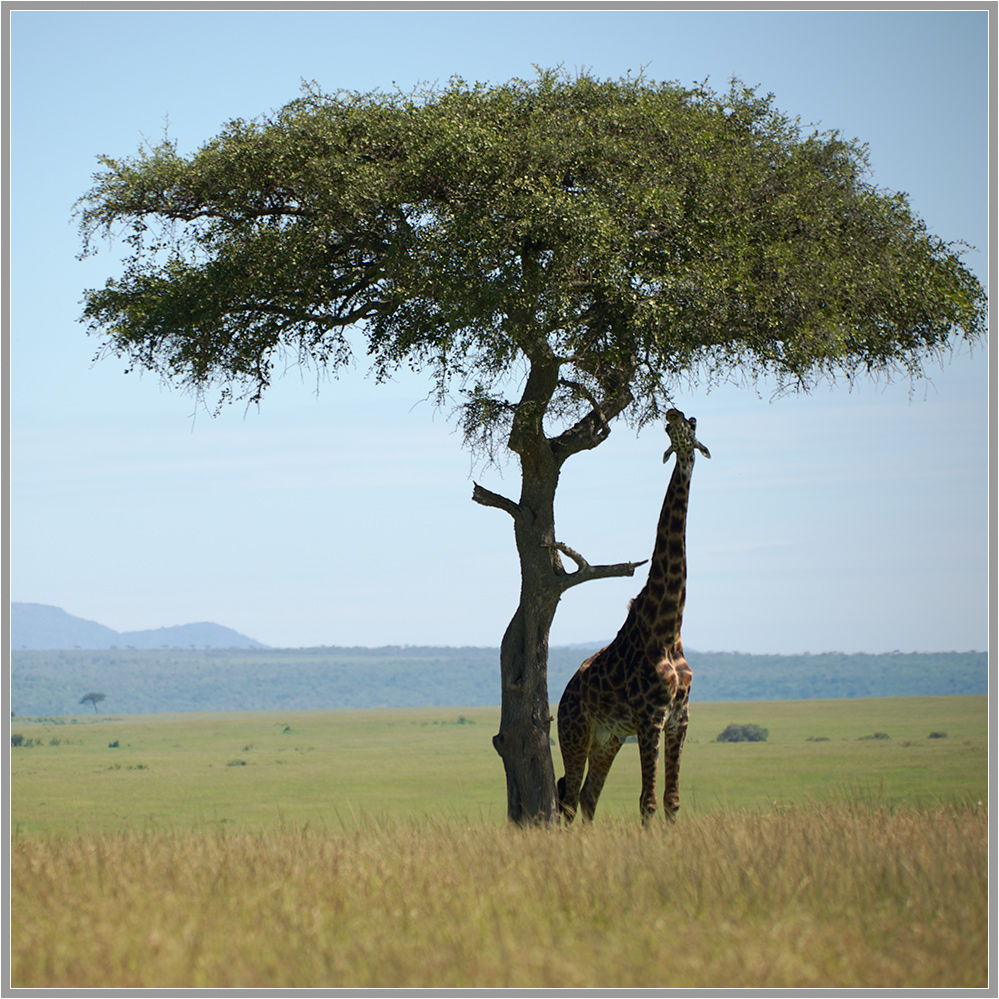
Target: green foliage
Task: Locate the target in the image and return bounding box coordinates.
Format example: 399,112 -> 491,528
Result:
77,69 -> 986,441
12,736 -> 45,748
715,723 -> 769,742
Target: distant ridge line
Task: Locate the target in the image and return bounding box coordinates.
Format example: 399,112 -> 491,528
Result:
11,603 -> 267,651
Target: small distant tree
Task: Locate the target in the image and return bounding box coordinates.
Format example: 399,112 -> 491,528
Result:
80,692 -> 106,713
75,70 -> 986,823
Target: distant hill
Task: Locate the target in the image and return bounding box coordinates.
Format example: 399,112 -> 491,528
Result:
9,644 -> 988,717
10,603 -> 267,651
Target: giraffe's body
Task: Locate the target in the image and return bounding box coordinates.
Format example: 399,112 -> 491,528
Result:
556,408 -> 708,824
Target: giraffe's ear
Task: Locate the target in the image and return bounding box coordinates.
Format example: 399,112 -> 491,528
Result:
662,445 -> 675,464
695,442 -> 711,459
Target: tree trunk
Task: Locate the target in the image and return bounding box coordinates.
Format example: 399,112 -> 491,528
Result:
491,448 -> 564,824
494,600 -> 559,824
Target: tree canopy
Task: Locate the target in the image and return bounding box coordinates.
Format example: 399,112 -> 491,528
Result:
78,70 -> 985,450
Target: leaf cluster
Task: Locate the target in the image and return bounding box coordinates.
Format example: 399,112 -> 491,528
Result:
77,69 -> 986,449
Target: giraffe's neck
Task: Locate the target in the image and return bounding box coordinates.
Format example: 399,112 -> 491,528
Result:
622,455 -> 695,653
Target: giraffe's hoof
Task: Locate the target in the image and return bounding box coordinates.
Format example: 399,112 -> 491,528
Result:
556,777 -> 576,823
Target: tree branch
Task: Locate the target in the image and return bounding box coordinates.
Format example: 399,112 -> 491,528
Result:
549,377 -> 634,467
472,482 -> 521,519
545,541 -> 648,592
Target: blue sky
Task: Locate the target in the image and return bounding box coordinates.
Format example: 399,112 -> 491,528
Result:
8,8 -> 990,653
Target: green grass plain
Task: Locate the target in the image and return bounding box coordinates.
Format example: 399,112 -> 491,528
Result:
11,695 -> 987,834
10,696 -> 989,989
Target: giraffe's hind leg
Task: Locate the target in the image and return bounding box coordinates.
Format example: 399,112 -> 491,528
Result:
579,734 -> 623,821
556,675 -> 590,824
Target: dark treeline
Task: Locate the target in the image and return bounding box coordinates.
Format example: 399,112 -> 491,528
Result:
10,647 -> 987,718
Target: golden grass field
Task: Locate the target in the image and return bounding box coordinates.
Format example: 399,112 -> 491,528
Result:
10,696 -> 989,988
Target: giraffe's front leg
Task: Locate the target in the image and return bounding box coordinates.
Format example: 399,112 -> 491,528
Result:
661,696 -> 689,822
636,716 -> 665,825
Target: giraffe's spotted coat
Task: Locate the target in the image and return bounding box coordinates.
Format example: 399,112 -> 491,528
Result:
556,409 -> 707,824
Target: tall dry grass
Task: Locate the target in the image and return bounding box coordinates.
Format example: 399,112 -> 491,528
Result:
11,802 -> 987,989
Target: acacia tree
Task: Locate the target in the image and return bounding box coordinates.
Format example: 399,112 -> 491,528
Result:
80,692 -> 106,713
77,70 -> 986,823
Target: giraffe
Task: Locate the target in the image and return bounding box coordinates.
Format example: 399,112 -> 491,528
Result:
556,408 -> 709,824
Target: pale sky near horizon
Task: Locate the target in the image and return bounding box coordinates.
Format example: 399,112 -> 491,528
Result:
8,7 -> 991,654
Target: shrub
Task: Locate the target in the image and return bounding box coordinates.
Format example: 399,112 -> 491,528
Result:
11,734 -> 23,747
108,740 -> 119,748
715,723 -> 768,743
858,732 -> 890,741
928,731 -> 948,739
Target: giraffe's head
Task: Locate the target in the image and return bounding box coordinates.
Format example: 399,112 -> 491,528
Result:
662,408 -> 711,464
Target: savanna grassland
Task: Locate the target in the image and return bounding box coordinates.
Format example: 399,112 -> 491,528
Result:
10,697 -> 989,989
